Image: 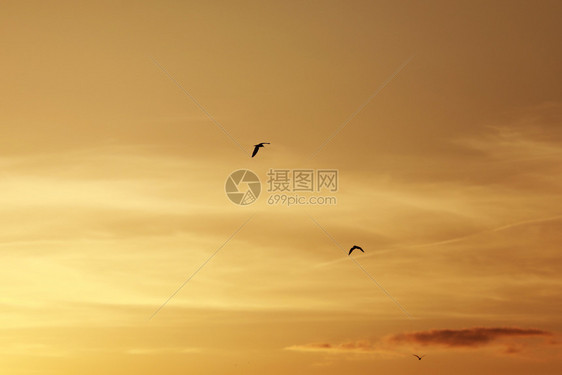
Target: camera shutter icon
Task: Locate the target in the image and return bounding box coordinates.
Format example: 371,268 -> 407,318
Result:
225,170 -> 261,205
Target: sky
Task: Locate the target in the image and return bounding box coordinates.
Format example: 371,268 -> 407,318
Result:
1,0 -> 562,374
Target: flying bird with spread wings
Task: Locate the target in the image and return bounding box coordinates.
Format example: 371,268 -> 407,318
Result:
251,142 -> 270,157
348,245 -> 364,255
413,354 -> 425,360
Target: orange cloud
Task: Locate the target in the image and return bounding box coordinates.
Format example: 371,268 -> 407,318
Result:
286,340 -> 377,354
287,327 -> 554,355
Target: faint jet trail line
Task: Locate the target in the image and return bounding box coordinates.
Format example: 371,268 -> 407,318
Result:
309,55 -> 414,159
149,214 -> 255,320
409,214 -> 562,250
150,57 -> 248,156
307,213 -> 413,319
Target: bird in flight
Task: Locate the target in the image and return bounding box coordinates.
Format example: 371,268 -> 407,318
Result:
413,354 -> 425,360
251,142 -> 270,157
348,245 -> 364,255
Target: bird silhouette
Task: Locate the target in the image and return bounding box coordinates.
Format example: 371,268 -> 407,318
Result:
413,354 -> 425,360
348,245 -> 364,255
251,142 -> 270,157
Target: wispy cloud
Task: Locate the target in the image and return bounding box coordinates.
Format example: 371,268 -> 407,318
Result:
286,340 -> 399,357
125,347 -> 200,355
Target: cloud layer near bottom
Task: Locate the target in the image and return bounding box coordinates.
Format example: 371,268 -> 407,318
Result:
286,326 -> 554,356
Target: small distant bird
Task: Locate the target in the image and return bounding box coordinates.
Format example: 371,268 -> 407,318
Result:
348,245 -> 364,255
251,142 -> 270,157
413,354 -> 425,360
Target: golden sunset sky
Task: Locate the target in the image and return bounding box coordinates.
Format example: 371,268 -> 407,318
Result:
1,1 -> 562,374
